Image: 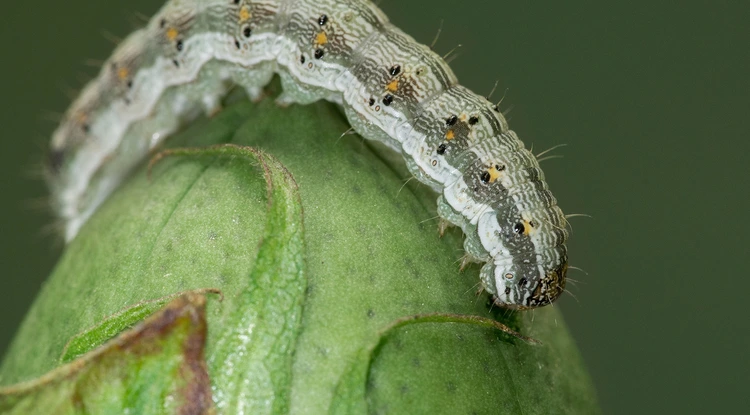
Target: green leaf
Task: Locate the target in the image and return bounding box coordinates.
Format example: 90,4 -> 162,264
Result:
59,289 -> 222,363
1,92 -> 600,414
149,144 -> 306,414
0,293 -> 213,414
330,313 -> 540,415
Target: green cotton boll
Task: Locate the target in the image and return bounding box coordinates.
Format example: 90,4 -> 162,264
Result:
1,97 -> 599,415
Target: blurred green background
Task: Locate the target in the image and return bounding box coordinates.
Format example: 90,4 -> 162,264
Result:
1,1 -> 747,413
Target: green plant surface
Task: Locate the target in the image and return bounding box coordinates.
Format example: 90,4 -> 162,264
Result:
59,289 -> 222,364
0,94 -> 599,414
0,293 -> 212,414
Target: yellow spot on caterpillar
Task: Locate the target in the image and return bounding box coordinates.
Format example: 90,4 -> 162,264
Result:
522,219 -> 534,235
487,165 -> 503,183
166,27 -> 179,41
117,68 -> 129,81
386,79 -> 399,92
445,129 -> 455,140
239,6 -> 252,23
315,31 -> 328,46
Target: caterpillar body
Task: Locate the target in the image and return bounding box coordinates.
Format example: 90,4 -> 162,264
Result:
47,0 -> 569,309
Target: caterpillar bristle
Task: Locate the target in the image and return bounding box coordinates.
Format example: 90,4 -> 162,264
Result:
429,19 -> 444,50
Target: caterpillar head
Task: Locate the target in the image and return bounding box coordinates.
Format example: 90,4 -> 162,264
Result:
481,253 -> 568,310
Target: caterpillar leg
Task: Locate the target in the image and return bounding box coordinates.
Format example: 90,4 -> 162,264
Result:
437,217 -> 452,237
276,71 -> 322,107
459,253 -> 476,272
245,86 -> 265,102
226,62 -> 275,103
437,195 -> 490,263
202,94 -> 223,118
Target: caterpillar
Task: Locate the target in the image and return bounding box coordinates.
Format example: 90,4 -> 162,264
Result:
46,0 -> 569,310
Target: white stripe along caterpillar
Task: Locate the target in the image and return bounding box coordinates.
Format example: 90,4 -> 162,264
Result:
47,0 -> 569,309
